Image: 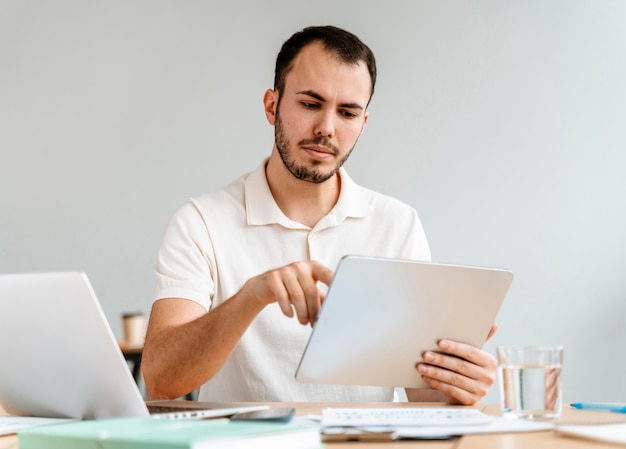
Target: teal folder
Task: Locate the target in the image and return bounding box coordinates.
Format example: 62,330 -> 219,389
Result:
18,417 -> 322,449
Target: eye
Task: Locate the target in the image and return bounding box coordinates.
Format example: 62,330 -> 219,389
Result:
302,102 -> 320,110
341,110 -> 358,119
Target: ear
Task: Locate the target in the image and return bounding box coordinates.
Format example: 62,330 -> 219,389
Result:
263,89 -> 278,125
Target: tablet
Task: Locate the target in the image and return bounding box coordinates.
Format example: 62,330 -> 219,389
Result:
295,256 -> 513,388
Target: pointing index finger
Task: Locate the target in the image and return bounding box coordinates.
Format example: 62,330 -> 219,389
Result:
310,260 -> 334,286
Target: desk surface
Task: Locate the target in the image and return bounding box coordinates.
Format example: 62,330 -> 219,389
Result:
118,340 -> 143,355
3,402 -> 626,448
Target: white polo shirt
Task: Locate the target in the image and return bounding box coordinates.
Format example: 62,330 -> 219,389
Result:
154,160 -> 431,402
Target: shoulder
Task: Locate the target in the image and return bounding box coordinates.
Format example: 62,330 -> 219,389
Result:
343,171 -> 428,231
364,186 -> 416,212
196,173 -> 247,208
342,179 -> 431,261
171,172 -> 248,224
351,180 -> 420,220
362,187 -> 425,239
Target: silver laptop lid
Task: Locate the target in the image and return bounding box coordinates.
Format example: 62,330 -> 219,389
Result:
0,272 -> 149,419
0,272 -> 270,420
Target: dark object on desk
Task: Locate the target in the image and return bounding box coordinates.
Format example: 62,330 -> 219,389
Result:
570,402 -> 626,414
322,428 -> 454,442
230,407 -> 296,423
322,428 -> 398,442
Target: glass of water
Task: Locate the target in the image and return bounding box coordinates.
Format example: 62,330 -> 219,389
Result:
497,345 -> 564,419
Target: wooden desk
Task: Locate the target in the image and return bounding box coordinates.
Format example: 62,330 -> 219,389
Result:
3,402 -> 625,448
287,403 -> 626,449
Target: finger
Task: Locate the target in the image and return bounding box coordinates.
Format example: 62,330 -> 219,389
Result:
257,261 -> 332,325
309,260 -> 334,286
419,374 -> 479,406
486,322 -> 498,341
417,357 -> 491,405
308,290 -> 328,328
302,282 -> 322,326
285,261 -> 328,325
417,341 -> 497,405
319,289 -> 327,305
281,264 -> 312,325
259,270 -> 294,318
297,261 -> 332,324
292,263 -> 322,325
421,351 -> 485,382
418,355 -> 487,397
438,340 -> 497,371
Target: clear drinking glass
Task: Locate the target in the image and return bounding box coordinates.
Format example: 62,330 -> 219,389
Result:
497,345 -> 564,419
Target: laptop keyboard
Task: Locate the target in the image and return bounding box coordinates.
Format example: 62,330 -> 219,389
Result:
147,405 -> 196,414
147,404 -> 224,419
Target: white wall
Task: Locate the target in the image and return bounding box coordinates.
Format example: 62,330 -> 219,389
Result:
1,0 -> 625,404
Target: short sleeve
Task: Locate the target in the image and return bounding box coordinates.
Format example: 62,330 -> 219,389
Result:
153,200 -> 215,310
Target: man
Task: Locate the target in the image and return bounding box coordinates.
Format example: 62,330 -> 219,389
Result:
142,25 -> 497,405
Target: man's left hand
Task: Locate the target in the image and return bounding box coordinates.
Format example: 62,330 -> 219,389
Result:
416,339 -> 498,405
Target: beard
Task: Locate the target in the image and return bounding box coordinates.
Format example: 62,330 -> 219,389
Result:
275,110 -> 354,184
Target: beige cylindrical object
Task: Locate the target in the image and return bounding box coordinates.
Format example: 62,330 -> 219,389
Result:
122,312 -> 145,345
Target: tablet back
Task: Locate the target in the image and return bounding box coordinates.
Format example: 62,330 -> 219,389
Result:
295,256 -> 513,388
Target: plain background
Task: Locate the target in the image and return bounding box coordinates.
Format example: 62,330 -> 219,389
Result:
1,0 -> 625,404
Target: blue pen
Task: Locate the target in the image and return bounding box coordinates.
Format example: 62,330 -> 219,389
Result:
570,402 -> 626,413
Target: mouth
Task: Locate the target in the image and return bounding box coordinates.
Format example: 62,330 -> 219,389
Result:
303,144 -> 335,159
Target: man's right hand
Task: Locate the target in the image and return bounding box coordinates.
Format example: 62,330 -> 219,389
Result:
143,259 -> 333,398
245,260 -> 334,326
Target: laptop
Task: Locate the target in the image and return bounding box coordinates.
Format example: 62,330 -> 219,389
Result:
295,256 -> 513,388
0,271 -> 267,420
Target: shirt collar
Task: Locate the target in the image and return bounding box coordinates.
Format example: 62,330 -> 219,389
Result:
244,160 -> 371,229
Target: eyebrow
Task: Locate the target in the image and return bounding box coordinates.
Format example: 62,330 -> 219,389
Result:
296,90 -> 364,111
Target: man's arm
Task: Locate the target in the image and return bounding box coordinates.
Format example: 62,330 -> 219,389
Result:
405,323 -> 499,405
142,260 -> 333,399
141,293 -> 264,399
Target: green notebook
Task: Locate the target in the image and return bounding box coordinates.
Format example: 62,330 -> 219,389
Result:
18,417 -> 322,449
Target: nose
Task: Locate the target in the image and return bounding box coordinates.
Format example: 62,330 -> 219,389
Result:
314,111 -> 335,138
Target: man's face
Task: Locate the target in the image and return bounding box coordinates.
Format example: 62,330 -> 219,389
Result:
271,42 -> 371,184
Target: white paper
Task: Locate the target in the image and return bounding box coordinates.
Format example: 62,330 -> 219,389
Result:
321,407 -> 554,439
556,423 -> 626,445
0,416 -> 76,436
394,417 -> 554,438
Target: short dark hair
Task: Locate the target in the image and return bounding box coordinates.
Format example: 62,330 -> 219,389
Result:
274,25 -> 377,102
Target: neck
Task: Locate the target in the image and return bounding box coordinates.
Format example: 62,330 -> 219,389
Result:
265,151 -> 341,228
